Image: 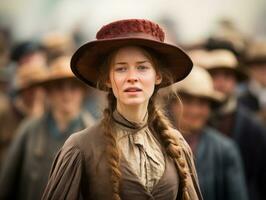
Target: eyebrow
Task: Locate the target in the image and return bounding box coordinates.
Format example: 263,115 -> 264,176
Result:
115,61 -> 150,65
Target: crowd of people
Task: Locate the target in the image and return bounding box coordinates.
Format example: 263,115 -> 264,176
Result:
0,18 -> 265,200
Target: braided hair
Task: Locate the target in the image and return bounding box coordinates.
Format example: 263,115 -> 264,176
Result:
97,46 -> 191,200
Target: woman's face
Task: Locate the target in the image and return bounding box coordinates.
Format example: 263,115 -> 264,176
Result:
171,94 -> 211,133
108,46 -> 162,107
48,79 -> 84,116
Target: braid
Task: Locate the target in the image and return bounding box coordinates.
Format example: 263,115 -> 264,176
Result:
149,94 -> 190,200
97,44 -> 191,199
101,92 -> 121,200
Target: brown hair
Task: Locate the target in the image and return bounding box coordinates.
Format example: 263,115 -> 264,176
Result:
98,45 -> 190,200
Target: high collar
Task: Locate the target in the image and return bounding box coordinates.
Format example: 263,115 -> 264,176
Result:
112,110 -> 148,131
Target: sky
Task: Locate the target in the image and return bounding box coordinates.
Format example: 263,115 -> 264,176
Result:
0,0 -> 265,43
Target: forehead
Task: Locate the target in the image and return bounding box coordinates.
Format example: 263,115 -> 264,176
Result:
180,93 -> 210,103
209,68 -> 235,77
113,46 -> 152,62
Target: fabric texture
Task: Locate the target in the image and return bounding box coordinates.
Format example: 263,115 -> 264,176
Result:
193,127 -> 248,200
114,110 -> 165,192
42,111 -> 202,200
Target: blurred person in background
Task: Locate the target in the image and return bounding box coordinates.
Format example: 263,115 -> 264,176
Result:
192,49 -> 266,200
41,31 -> 105,120
162,66 -> 248,200
0,61 -> 47,167
10,41 -> 47,67
239,41 -> 266,124
0,56 -> 95,200
8,40 -> 48,102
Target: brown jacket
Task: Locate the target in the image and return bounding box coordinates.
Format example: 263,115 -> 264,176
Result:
42,120 -> 202,200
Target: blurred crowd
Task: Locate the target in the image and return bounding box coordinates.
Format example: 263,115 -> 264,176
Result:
0,19 -> 265,200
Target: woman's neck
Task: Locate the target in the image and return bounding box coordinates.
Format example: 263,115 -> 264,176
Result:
117,102 -> 148,123
52,109 -> 80,133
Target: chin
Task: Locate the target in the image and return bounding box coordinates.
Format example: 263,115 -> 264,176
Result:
60,106 -> 74,115
121,98 -> 146,106
122,99 -> 147,106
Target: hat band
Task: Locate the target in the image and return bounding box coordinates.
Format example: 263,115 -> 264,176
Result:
99,32 -> 163,42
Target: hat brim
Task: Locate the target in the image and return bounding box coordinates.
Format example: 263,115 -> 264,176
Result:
207,67 -> 248,82
71,37 -> 193,90
178,91 -> 224,109
15,80 -> 46,94
41,76 -> 83,87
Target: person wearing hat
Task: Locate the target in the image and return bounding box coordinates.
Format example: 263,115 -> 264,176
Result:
239,40 -> 266,124
162,66 -> 248,200
0,61 -> 47,167
0,56 -> 95,200
195,49 -> 266,200
10,41 -> 47,66
42,19 -> 202,200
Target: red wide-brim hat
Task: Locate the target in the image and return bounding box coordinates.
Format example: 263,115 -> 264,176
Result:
71,19 -> 193,90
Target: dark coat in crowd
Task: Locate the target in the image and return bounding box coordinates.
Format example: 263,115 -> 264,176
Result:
238,88 -> 266,124
238,89 -> 260,112
210,105 -> 266,200
194,127 -> 248,200
0,99 -> 24,167
0,111 -> 95,200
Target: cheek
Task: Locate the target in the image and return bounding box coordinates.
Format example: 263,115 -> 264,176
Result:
110,78 -> 120,99
201,106 -> 210,120
71,90 -> 84,103
183,104 -> 209,121
181,104 -> 194,119
225,79 -> 236,91
48,93 -> 61,106
109,72 -> 124,96
213,79 -> 224,88
141,74 -> 157,93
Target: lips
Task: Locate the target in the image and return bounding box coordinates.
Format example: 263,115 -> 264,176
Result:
124,87 -> 142,92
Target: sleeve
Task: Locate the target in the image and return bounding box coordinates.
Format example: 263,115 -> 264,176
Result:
224,141 -> 249,200
41,141 -> 83,200
183,141 -> 203,200
172,129 -> 203,200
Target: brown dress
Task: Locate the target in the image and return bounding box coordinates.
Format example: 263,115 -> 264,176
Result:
42,111 -> 202,200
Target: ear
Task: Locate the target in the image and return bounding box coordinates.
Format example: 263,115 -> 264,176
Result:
155,73 -> 162,85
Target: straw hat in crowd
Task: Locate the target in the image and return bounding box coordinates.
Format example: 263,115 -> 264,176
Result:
189,49 -> 248,82
170,66 -> 224,107
44,56 -> 75,83
14,61 -> 48,93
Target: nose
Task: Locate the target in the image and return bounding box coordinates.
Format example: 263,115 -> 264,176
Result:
127,69 -> 138,83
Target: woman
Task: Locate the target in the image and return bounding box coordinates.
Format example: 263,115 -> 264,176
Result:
42,19 -> 202,200
163,66 -> 248,200
0,56 -> 95,200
